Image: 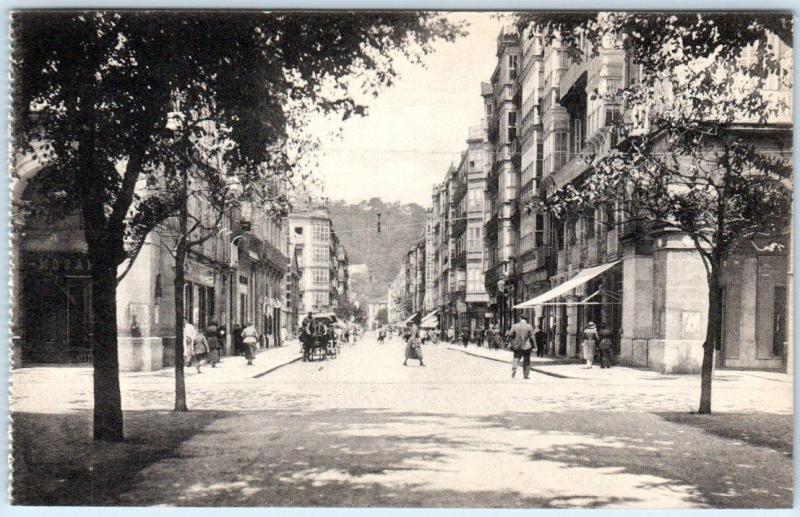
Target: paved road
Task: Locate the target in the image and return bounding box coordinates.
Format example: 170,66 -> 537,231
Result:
11,335 -> 793,508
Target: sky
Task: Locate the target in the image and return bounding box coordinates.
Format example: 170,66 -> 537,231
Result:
308,12 -> 507,206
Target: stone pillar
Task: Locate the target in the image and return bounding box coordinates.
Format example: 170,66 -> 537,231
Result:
620,244 -> 654,367
650,232 -> 708,373
566,296 -> 578,358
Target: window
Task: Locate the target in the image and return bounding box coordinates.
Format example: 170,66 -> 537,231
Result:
313,245 -> 328,264
585,208 -> 595,239
535,140 -> 544,184
313,222 -> 329,241
507,111 -> 517,142
312,268 -> 328,287
570,115 -> 586,156
508,54 -> 519,80
535,214 -> 545,247
486,102 -> 493,118
184,282 -> 194,324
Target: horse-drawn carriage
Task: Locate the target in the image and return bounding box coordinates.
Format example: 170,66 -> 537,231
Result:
300,313 -> 342,361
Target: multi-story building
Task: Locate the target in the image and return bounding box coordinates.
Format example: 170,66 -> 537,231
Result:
288,198 -> 349,319
515,27 -> 792,373
387,268 -> 406,324
482,29 -> 522,334
12,161 -> 291,369
517,28 -> 550,326
401,236 -> 426,318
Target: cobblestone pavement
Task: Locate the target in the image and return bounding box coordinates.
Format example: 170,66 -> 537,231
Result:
10,335 -> 793,508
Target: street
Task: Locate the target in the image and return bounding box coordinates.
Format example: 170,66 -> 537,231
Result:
11,334 -> 793,508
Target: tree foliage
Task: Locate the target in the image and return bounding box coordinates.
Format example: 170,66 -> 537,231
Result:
518,11 -> 793,414
11,10 -> 465,440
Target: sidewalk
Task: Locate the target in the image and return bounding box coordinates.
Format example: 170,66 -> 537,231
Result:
11,342 -> 304,415
446,344 -> 794,385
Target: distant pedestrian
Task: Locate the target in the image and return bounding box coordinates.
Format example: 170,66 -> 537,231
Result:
492,324 -> 503,350
534,325 -> 547,357
461,327 -> 470,348
280,326 -> 288,346
582,321 -> 599,369
183,319 -> 197,367
509,317 -> 535,379
447,326 -> 455,343
232,323 -> 243,357
193,330 -> 209,373
206,321 -> 222,367
598,324 -> 614,368
403,321 -> 425,367
242,322 -> 259,366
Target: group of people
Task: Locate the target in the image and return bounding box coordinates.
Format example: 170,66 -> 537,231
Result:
580,321 -> 615,369
444,324 -> 548,356
182,319 -> 226,373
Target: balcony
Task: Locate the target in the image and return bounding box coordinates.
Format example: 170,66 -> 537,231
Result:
453,180 -> 468,204
451,250 -> 467,269
451,216 -> 467,237
551,152 -> 592,190
485,213 -> 499,237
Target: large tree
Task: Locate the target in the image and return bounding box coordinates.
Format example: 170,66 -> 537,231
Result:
519,12 -> 792,413
11,11 -> 464,440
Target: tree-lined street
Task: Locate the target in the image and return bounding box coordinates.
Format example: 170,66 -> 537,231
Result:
12,335 -> 792,508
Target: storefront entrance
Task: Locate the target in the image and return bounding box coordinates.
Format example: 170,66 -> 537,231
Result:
21,253 -> 93,364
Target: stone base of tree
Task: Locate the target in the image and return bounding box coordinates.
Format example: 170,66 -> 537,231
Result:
118,337 -> 163,372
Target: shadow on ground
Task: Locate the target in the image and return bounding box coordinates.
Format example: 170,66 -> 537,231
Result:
657,411 -> 793,457
11,410 -> 226,505
12,407 -> 785,508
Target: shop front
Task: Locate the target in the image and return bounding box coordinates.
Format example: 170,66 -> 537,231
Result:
20,252 -> 93,364
514,261 -> 622,359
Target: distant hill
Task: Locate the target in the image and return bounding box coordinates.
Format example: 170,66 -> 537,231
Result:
328,197 -> 427,303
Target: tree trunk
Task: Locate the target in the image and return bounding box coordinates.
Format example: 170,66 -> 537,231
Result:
174,242 -> 189,412
174,167 -> 189,412
698,268 -> 722,414
90,262 -> 124,441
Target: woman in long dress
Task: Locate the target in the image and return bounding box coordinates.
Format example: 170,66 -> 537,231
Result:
242,322 -> 259,366
403,322 -> 425,367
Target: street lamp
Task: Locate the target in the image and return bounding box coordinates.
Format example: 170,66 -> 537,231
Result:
496,279 -> 506,335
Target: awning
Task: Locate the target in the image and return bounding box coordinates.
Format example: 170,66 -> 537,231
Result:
513,260 -> 621,309
401,312 -> 419,326
420,310 -> 438,324
420,310 -> 439,329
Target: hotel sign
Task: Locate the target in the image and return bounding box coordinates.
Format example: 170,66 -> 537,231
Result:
22,252 -> 91,275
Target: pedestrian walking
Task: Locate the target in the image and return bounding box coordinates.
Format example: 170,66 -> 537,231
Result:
461,327 -> 470,348
403,320 -> 425,367
534,325 -> 547,358
509,317 -> 535,379
183,319 -> 197,367
598,324 -> 614,368
582,321 -> 599,369
300,312 -> 314,361
232,323 -> 243,357
193,330 -> 210,373
447,326 -> 455,343
242,322 -> 259,366
492,324 -> 503,350
206,321 -> 222,367
280,326 -> 288,347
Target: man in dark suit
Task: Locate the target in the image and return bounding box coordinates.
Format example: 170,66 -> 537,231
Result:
534,325 -> 547,357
